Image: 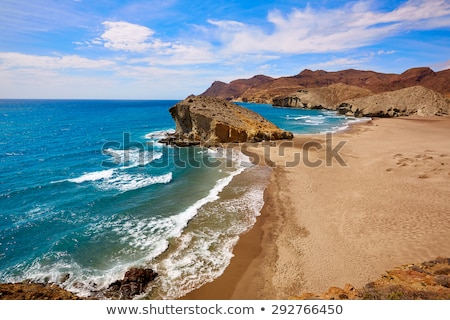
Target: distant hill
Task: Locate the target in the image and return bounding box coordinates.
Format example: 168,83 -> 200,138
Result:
201,67 -> 450,104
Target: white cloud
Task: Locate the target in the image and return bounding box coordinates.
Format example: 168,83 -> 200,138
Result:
0,52 -> 115,69
101,21 -> 155,52
310,58 -> 368,69
97,21 -> 217,65
208,0 -> 450,55
309,50 -> 399,70
207,19 -> 245,29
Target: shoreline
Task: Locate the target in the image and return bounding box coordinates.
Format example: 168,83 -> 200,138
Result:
182,116 -> 450,299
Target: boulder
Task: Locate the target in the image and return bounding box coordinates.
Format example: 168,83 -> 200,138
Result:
105,268 -> 158,299
163,95 -> 293,146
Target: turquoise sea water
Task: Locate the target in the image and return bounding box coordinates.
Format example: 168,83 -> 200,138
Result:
0,100 -> 365,299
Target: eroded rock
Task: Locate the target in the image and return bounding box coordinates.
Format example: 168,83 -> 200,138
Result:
104,268 -> 158,300
163,95 -> 293,147
337,86 -> 450,117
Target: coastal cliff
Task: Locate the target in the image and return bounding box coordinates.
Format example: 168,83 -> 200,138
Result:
161,95 -> 293,147
272,85 -> 450,118
337,86 -> 450,117
272,83 -> 373,110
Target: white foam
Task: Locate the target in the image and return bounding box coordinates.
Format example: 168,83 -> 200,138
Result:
5,152 -> 24,156
155,166 -> 270,299
96,172 -> 172,192
144,129 -> 175,140
103,148 -> 162,169
169,167 -> 245,239
4,210 -> 185,297
15,149 -> 255,298
68,169 -> 115,183
347,116 -> 372,124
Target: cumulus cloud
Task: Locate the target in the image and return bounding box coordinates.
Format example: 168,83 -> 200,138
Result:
208,0 -> 450,55
97,21 -> 216,65
101,21 -> 155,52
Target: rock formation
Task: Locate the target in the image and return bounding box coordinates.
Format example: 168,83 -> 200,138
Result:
272,83 -> 373,110
0,282 -> 80,300
161,95 -> 293,147
104,268 -> 158,300
0,267 -> 158,300
337,86 -> 450,117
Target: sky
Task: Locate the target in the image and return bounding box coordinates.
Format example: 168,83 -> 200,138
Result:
0,0 -> 449,99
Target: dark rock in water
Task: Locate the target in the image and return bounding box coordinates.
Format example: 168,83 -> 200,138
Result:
162,95 -> 293,147
105,268 -> 158,300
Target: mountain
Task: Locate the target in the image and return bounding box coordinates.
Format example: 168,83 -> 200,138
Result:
200,67 -> 450,104
201,75 -> 274,101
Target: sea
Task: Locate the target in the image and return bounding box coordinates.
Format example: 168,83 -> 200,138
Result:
0,99 -> 368,299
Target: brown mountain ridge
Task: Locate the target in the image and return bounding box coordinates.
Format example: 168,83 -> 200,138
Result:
201,67 -> 450,104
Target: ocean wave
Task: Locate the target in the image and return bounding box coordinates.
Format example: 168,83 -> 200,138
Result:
68,169 -> 115,183
347,116 -> 372,124
5,152 -> 25,156
103,149 -> 162,169
66,166 -> 172,193
7,148 -> 254,298
96,172 -> 172,192
154,165 -> 270,299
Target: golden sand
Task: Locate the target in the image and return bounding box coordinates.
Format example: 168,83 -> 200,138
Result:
183,116 -> 450,299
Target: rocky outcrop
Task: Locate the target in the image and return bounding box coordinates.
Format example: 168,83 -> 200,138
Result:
104,268 -> 158,300
294,257 -> 450,300
161,95 -> 293,147
337,86 -> 450,117
0,282 -> 81,300
272,84 -> 373,110
0,267 -> 158,300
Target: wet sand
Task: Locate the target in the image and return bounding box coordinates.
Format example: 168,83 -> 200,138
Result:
183,116 -> 450,299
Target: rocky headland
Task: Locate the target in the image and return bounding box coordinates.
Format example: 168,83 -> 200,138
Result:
337,85 -> 450,117
160,95 -> 293,147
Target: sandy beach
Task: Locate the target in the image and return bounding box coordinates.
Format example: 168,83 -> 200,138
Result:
183,116 -> 450,299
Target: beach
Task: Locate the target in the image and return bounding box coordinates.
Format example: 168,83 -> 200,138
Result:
183,116 -> 450,299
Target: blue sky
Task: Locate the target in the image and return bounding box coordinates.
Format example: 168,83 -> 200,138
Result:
1,0 -> 449,99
